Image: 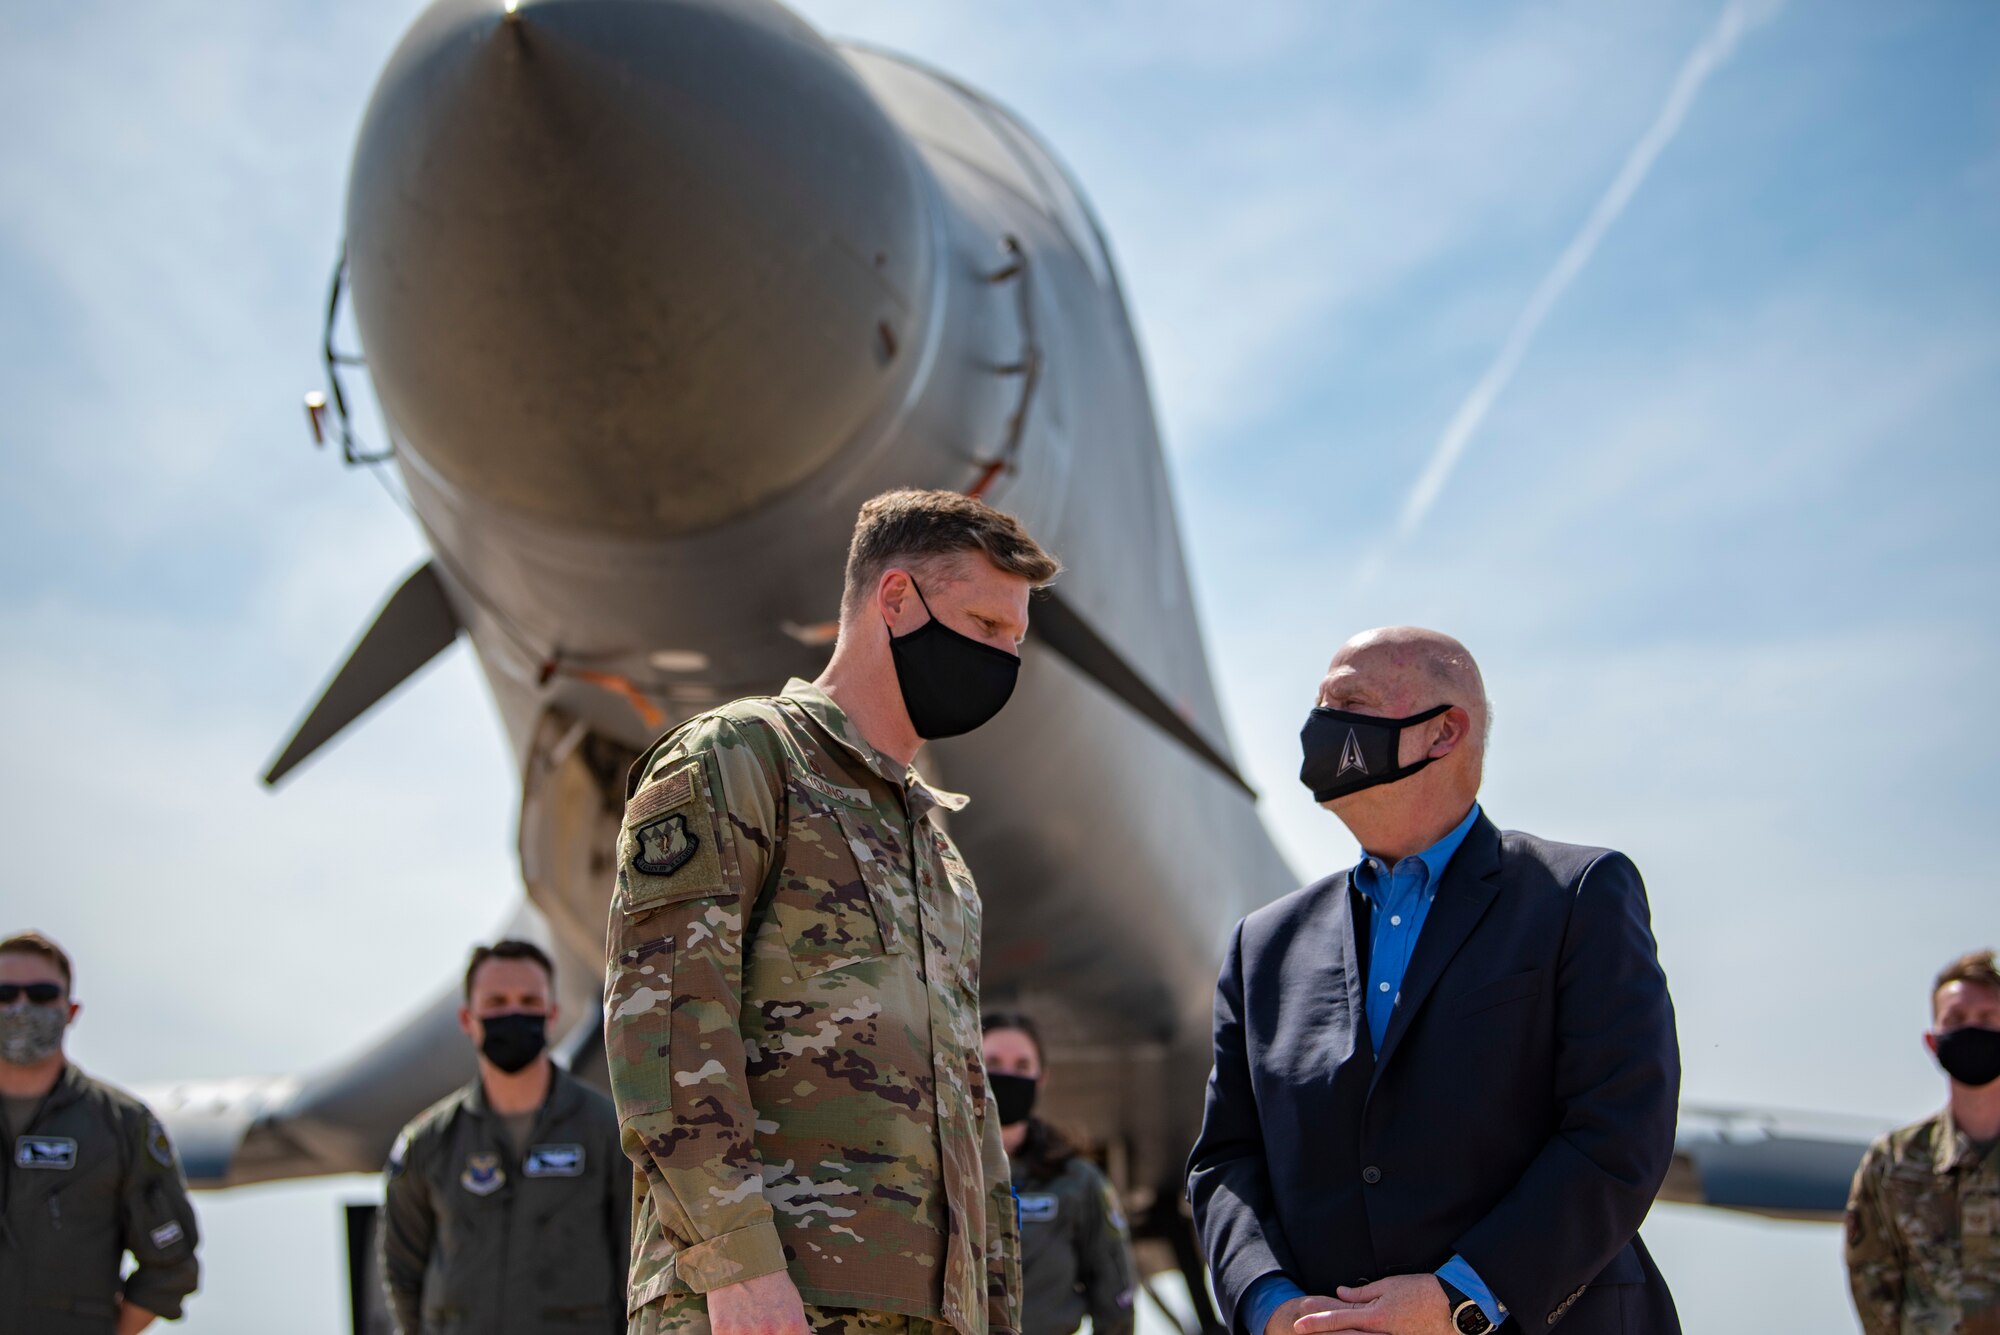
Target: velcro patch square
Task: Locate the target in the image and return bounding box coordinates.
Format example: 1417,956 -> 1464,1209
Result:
523,1143 -> 586,1177
16,1136 -> 77,1170
621,759 -> 726,912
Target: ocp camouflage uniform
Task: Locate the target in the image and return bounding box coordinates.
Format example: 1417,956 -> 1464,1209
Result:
603,679 -> 1020,1335
1845,1108 -> 2000,1335
0,1063 -> 200,1333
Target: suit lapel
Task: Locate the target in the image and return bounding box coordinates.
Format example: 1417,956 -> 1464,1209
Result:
1343,877 -> 1375,1068
1369,813 -> 1502,1087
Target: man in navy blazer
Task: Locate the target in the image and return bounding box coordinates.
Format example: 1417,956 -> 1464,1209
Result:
1188,628 -> 1680,1335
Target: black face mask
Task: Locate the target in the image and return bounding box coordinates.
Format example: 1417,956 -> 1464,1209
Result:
479,1012 -> 548,1074
887,579 -> 1020,740
1935,1026 -> 2000,1088
1299,703 -> 1453,803
989,1072 -> 1038,1127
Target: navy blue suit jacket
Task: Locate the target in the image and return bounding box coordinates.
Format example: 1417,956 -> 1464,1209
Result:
1187,813 -> 1681,1333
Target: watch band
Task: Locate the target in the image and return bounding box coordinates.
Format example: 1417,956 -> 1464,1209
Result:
1437,1277 -> 1495,1334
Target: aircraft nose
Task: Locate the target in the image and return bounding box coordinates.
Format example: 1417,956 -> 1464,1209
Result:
344,0 -> 933,536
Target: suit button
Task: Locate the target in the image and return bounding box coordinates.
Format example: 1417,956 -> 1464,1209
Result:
1361,1166 -> 1382,1184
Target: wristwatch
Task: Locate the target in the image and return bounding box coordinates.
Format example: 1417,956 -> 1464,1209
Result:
1437,1278 -> 1495,1334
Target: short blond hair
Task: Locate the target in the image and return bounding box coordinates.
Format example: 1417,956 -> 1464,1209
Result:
1934,948 -> 2000,1018
840,489 -> 1060,620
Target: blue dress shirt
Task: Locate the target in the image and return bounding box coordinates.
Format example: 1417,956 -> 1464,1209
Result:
1239,804 -> 1508,1332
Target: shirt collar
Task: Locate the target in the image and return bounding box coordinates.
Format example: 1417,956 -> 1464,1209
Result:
1353,802 -> 1482,901
779,678 -> 970,820
1934,1109 -> 1994,1175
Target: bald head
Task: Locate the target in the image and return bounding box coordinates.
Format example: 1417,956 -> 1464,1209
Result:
1310,628 -> 1488,849
1317,627 -> 1488,752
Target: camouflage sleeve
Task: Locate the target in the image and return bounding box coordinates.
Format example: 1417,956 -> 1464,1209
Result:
1844,1138 -> 1904,1335
1076,1164 -> 1138,1335
606,714 -> 788,1293
982,1099 -> 1023,1335
379,1127 -> 434,1335
117,1108 -> 202,1320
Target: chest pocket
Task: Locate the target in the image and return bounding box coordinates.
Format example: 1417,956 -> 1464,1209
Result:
770,778 -> 905,979
1883,1165 -> 1958,1253
935,837 -> 982,993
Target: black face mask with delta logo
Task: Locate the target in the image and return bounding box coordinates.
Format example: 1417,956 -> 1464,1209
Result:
887,579 -> 1021,740
1298,703 -> 1454,803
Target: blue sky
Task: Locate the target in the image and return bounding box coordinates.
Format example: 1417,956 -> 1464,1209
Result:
4,1 -> 1998,1331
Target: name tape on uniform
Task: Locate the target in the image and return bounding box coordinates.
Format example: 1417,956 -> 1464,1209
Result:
15,1135 -> 78,1170
1018,1193 -> 1059,1224
523,1143 -> 586,1177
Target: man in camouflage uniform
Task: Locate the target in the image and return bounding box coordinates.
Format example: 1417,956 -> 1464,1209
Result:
1847,948 -> 2000,1334
0,931 -> 201,1334
604,489 -> 1059,1335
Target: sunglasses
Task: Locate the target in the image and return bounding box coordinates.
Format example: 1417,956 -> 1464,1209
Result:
0,983 -> 65,1005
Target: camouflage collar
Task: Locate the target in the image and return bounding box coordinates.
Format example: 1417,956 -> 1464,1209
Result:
1936,1109 -> 1995,1174
780,678 -> 970,820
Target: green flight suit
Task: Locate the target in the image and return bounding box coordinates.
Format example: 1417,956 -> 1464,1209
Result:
0,1063 -> 201,1332
379,1065 -> 629,1335
1011,1139 -> 1136,1335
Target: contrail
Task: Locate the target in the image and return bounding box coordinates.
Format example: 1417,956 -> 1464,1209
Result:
1391,0 -> 1767,544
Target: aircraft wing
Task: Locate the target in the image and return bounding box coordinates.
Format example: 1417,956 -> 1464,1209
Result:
1662,1103 -> 1886,1221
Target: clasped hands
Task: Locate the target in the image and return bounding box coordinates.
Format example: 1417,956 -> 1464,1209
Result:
1265,1276 -> 1457,1335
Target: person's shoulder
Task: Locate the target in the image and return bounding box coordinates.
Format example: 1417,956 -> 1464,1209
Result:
386,1084 -> 474,1178
634,698 -> 794,788
1055,1153 -> 1111,1193
400,1083 -> 476,1146
1496,826 -> 1619,881
1867,1108 -> 1949,1167
65,1069 -> 184,1169
65,1065 -> 145,1116
1493,827 -> 1649,908
1238,871 -> 1347,948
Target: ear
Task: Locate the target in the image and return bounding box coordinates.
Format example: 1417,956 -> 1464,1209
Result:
1427,705 -> 1473,759
878,568 -> 920,632
1924,1029 -> 1940,1057
546,1002 -> 561,1030
458,1006 -> 478,1041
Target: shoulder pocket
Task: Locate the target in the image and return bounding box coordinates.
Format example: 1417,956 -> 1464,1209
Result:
606,934 -> 677,1116
620,759 -> 727,913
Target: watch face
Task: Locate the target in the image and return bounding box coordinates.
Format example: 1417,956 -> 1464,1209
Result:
1453,1303 -> 1493,1335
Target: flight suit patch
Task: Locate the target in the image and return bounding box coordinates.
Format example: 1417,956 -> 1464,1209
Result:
523,1143 -> 585,1177
621,759 -> 725,910
146,1117 -> 175,1168
634,813 -> 700,876
461,1151 -> 506,1196
1018,1193 -> 1059,1224
151,1221 -> 185,1248
15,1135 -> 76,1170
